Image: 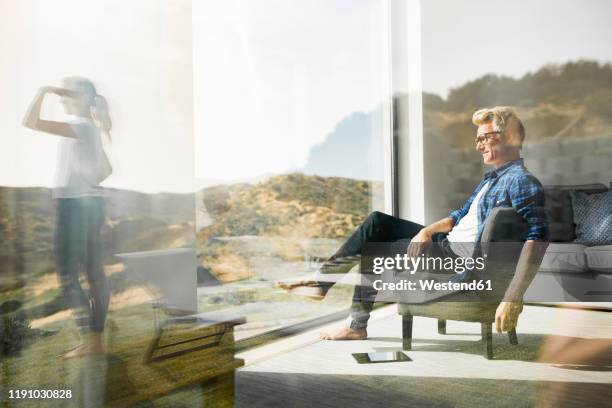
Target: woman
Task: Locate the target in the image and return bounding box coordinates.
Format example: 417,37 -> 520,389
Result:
23,77 -> 112,358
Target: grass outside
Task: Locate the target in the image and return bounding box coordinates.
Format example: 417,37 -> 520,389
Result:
1,272 -> 356,407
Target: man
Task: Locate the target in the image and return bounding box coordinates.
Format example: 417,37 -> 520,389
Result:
278,106 -> 548,340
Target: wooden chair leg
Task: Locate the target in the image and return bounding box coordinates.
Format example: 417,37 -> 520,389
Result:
508,328 -> 518,345
481,322 -> 493,359
437,319 -> 446,335
402,314 -> 413,351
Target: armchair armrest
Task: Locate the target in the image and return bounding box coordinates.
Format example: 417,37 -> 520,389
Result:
476,208 -> 530,290
480,207 -> 529,244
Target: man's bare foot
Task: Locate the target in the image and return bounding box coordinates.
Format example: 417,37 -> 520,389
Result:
275,279 -> 328,300
319,325 -> 367,340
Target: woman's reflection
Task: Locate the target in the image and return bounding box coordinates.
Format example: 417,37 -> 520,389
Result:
23,77 -> 112,358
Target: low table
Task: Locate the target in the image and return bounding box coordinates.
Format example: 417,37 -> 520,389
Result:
105,312 -> 245,408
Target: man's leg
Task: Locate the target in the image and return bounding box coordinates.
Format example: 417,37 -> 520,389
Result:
326,210 -> 425,279
348,233 -> 469,327
278,211 -> 424,297
319,211 -> 423,286
318,278 -> 384,340
319,237 -> 415,339
317,212 -> 425,339
328,211 -> 424,263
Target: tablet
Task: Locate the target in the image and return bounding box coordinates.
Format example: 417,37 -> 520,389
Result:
352,352 -> 411,364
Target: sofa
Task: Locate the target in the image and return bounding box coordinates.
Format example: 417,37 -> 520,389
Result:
525,183 -> 612,302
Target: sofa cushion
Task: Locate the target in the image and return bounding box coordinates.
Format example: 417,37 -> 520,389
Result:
544,184 -> 608,242
585,245 -> 612,273
571,190 -> 612,246
539,243 -> 588,273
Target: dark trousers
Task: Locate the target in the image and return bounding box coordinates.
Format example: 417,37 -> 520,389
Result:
54,197 -> 108,333
320,211 -> 428,329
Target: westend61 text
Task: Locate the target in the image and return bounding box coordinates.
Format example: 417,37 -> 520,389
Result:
372,279 -> 493,292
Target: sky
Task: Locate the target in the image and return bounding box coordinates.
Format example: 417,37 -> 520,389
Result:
192,0 -> 388,181
1,0 -> 611,192
420,0 -> 612,97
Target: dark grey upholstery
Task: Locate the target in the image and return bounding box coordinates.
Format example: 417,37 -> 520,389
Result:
544,183 -> 607,242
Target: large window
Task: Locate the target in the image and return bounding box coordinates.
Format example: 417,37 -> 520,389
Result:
0,1 -> 395,363
192,0 -> 393,340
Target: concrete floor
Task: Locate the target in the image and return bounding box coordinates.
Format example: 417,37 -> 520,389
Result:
236,305 -> 612,408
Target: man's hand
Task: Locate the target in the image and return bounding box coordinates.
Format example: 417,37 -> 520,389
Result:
407,228 -> 433,258
495,301 -> 523,333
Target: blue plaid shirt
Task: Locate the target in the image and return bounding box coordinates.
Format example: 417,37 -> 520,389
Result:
449,158 -> 548,242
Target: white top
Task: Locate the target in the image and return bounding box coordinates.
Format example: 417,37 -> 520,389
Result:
447,182 -> 490,258
53,116 -> 105,199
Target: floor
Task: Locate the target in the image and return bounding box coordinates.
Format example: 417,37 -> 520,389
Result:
235,305 -> 612,408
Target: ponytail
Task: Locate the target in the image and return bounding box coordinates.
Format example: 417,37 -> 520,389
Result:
93,95 -> 112,143
62,76 -> 112,143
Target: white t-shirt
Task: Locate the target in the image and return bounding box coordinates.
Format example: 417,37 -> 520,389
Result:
53,116 -> 105,199
447,182 -> 490,258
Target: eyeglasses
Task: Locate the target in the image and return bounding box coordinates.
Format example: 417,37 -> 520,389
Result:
475,131 -> 501,145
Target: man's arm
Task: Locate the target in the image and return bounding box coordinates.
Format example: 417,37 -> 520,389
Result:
407,217 -> 455,258
496,175 -> 549,332
495,240 -> 548,332
504,240 -> 549,302
423,217 -> 455,235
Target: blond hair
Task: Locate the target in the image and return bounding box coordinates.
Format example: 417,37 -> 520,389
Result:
472,106 -> 525,146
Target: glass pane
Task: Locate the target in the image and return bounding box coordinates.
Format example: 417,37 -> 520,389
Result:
1,1 -> 199,405
417,1 -> 612,406
192,0 -> 389,340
